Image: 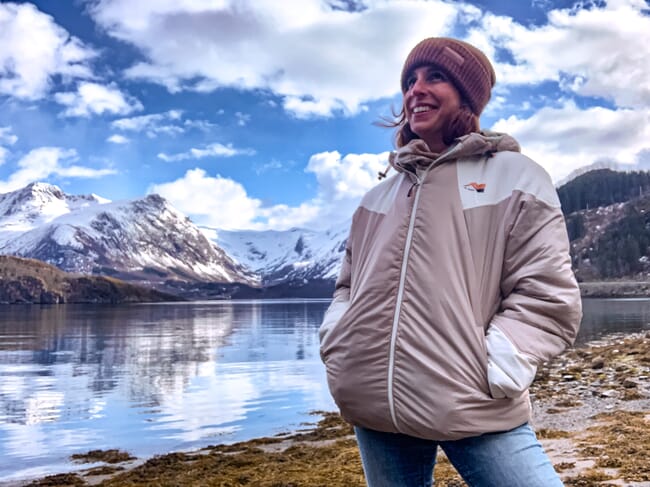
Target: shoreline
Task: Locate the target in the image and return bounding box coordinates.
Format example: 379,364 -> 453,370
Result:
579,281 -> 650,299
7,331 -> 650,487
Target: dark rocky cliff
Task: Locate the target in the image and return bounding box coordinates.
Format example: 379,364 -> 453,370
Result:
0,255 -> 182,304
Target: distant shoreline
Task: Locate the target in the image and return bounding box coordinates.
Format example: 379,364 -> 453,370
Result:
579,281 -> 650,298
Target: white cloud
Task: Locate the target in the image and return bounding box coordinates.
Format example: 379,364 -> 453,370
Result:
0,2 -> 96,100
0,147 -> 8,166
149,149 -> 388,230
112,110 -> 194,138
149,168 -> 264,230
307,151 -> 389,201
0,126 -> 18,146
183,119 -> 218,132
54,82 -> 143,117
301,150 -> 390,225
474,1 -> 650,107
158,143 -> 255,162
88,0 -> 465,117
234,112 -> 250,127
151,168 -> 324,230
283,97 -> 350,119
0,126 -> 18,165
154,115 -> 647,229
257,202 -> 322,231
254,159 -> 285,175
107,134 -> 129,144
85,0 -> 650,118
0,147 -> 117,194
491,102 -> 650,182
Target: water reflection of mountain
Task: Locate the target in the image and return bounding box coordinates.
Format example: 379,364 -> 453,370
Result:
219,301 -> 324,364
0,304 -> 236,426
0,300 -> 335,482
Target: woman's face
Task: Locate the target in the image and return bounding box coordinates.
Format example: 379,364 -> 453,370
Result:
403,65 -> 462,152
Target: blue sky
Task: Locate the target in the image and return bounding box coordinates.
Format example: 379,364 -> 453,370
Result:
1,0 -> 649,230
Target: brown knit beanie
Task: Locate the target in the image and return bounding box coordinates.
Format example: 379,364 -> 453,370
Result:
400,37 -> 496,116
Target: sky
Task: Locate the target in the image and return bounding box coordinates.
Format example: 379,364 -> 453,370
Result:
1,0 -> 649,231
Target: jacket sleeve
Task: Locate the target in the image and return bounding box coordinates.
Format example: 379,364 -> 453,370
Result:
319,243 -> 352,343
486,193 -> 582,399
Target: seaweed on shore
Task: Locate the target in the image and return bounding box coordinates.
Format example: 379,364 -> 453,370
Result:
94,413 -> 467,487
70,449 -> 135,464
25,473 -> 85,486
573,410 -> 650,483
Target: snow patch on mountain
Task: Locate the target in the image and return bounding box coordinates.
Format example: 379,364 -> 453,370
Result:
212,221 -> 349,285
0,182 -> 108,235
0,183 -> 255,285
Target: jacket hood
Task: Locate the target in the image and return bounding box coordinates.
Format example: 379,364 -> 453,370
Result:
389,131 -> 520,175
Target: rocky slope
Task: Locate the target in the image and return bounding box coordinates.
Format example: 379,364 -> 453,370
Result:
561,175 -> 650,282
0,255 -> 181,304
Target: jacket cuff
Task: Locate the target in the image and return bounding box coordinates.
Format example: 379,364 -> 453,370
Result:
486,326 -> 538,399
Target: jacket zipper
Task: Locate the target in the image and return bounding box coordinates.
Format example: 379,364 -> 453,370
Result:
387,173 -> 423,429
386,143 -> 463,430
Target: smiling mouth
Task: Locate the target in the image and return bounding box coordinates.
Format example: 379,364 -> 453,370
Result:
412,106 -> 437,114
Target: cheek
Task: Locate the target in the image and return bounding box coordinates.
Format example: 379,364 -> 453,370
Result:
440,85 -> 462,108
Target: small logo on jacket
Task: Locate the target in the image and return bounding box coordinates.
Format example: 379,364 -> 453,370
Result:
464,182 -> 486,193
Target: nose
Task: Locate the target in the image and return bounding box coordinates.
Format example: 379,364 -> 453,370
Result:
409,75 -> 426,95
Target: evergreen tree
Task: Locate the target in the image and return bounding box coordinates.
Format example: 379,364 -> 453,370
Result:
558,169 -> 650,215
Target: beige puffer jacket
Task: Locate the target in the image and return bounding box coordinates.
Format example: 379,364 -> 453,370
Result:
319,132 -> 582,441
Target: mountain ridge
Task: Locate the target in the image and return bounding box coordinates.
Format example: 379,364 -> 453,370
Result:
0,183 -> 256,290
2,168 -> 650,300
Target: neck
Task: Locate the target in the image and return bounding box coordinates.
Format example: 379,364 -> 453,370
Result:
422,136 -> 448,154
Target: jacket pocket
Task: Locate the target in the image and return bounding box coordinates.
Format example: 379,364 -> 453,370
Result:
485,326 -> 538,399
318,299 -> 350,359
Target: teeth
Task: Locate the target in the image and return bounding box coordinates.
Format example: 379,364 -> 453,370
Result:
413,106 -> 432,113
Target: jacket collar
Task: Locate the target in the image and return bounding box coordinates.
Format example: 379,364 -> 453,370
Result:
389,131 -> 521,175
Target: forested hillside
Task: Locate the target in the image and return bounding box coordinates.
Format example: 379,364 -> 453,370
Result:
559,169 -> 650,281
558,169 -> 650,214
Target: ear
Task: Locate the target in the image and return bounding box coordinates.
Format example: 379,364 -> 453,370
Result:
443,106 -> 479,145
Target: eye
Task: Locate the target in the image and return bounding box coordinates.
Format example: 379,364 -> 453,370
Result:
427,70 -> 447,83
405,74 -> 417,90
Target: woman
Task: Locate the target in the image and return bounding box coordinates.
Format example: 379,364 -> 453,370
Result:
319,37 -> 582,486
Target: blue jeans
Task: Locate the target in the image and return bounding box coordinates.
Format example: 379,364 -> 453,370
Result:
354,423 -> 563,487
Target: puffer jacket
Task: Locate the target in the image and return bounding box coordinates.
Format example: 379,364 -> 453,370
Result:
319,131 -> 582,441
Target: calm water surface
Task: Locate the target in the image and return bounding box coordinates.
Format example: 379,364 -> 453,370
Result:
1,298 -> 649,481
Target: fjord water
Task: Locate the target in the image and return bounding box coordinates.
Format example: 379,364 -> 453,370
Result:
0,300 -> 334,482
1,298 -> 649,482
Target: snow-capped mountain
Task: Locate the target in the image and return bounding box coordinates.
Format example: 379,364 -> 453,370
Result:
0,182 -> 108,236
0,183 -> 255,285
213,223 -> 349,286
0,182 -> 347,297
